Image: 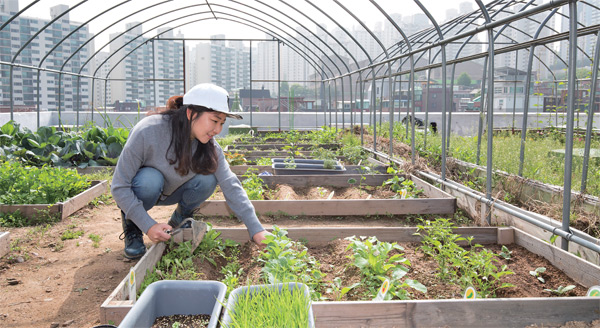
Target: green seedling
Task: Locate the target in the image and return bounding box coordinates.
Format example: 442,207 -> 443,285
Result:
259,225 -> 324,300
61,228 -> 84,241
544,285 -> 576,295
499,245 -> 513,260
345,235 -> 426,300
241,168 -> 265,200
89,233 -> 102,248
530,267 -> 546,283
325,277 -> 360,301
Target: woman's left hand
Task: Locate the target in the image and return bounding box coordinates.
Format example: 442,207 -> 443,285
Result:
252,230 -> 269,248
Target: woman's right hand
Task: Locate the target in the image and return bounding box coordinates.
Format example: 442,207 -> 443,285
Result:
147,223 -> 172,243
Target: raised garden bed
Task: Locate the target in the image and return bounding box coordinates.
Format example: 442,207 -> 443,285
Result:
0,231 -> 9,258
202,174 -> 456,216
101,226 -> 600,326
0,180 -> 108,221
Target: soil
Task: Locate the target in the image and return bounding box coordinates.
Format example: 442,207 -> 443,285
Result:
191,236 -> 588,302
152,314 -> 210,328
221,184 -> 400,201
0,186 -> 595,327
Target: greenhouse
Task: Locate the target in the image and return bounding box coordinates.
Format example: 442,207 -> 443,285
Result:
1,0 -> 600,327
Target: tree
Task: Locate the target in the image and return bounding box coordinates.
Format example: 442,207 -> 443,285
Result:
456,72 -> 472,86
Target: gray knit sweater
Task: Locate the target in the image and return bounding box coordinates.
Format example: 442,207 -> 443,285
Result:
111,114 -> 265,239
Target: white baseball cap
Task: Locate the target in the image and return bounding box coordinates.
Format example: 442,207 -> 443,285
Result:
183,83 -> 243,120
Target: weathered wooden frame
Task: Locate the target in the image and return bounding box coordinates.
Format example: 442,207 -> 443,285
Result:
199,175 -> 456,216
100,226 -> 600,326
0,231 -> 9,258
0,180 -> 108,221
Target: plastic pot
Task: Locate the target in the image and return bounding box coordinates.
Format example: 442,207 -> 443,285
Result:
221,282 -> 315,328
118,280 -> 226,328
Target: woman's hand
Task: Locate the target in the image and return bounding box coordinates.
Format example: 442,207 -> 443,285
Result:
252,230 -> 269,248
147,223 -> 172,243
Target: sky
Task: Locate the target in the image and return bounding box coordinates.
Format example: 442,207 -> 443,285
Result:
15,0 -> 475,49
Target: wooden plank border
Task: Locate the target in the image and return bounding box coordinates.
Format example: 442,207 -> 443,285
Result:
199,175 -> 455,216
0,231 -> 9,258
0,180 -> 108,221
99,242 -> 166,325
311,298 -> 600,327
514,227 -> 600,287
197,198 -> 455,216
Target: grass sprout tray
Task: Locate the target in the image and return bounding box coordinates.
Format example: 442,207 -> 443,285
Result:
221,283 -> 315,328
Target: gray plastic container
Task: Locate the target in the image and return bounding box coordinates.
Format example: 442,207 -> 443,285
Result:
118,280 -> 226,328
221,282 -> 315,328
271,158 -> 346,175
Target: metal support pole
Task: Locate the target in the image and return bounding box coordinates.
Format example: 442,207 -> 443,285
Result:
512,51 -> 519,130
561,0 -> 578,251
334,79 -> 338,132
371,69 -> 377,153
36,69 -> 41,129
424,48 -> 432,150
250,41 -> 253,128
76,76 -> 81,128
581,31 -> 600,192
477,56 -> 489,166
277,41 -> 281,132
182,40 -> 186,93
58,73 -> 63,127
518,9 -> 558,177
152,40 -> 157,109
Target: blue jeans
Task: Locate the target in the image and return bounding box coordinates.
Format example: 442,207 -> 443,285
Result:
130,167 -> 217,219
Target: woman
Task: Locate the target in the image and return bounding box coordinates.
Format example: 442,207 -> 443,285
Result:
112,83 -> 267,259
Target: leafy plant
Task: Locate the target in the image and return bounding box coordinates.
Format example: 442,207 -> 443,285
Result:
61,226 -> 84,240
283,157 -> 296,169
530,267 -> 546,283
255,157 -> 272,166
416,218 -> 514,297
323,159 -> 337,170
544,285 -> 576,295
258,225 -> 324,300
325,277 -> 360,301
89,233 -> 102,248
225,152 -> 247,166
345,235 -> 426,300
139,240 -> 200,296
499,245 -> 513,260
341,145 -> 368,165
381,166 -> 423,199
241,168 -> 265,200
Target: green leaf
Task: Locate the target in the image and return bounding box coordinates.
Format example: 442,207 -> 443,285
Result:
405,279 -> 427,293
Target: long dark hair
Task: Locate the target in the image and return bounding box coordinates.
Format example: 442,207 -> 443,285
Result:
163,105 -> 218,176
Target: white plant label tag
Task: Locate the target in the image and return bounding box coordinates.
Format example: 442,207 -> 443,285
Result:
464,286 -> 476,299
128,268 -> 136,303
374,279 -> 390,301
587,286 -> 600,297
